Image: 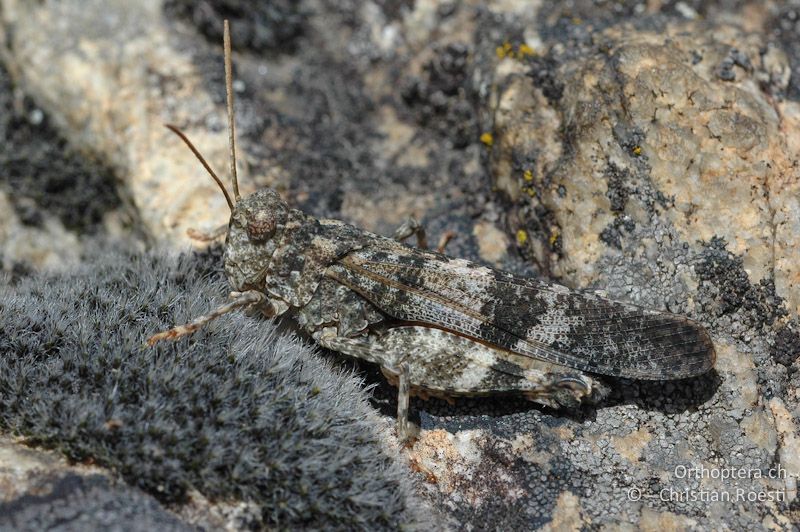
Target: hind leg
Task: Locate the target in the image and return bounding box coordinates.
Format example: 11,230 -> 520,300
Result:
314,327 -> 595,441
393,362 -> 411,442
315,330 -> 415,442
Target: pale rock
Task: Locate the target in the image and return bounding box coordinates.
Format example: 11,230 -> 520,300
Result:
0,0 -> 233,246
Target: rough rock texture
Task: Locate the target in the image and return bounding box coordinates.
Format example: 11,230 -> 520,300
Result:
490,14 -> 800,316
0,61 -> 137,271
0,437 -> 193,532
0,0 -> 504,270
434,2 -> 800,529
0,0 -> 236,245
2,0 -> 800,530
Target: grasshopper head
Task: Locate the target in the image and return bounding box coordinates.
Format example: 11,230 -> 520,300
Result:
167,21 -> 299,316
223,189 -> 290,293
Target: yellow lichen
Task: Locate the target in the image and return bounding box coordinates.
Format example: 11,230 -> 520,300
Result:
480,132 -> 494,147
516,229 -> 528,246
518,43 -> 535,57
496,41 -> 513,59
549,230 -> 560,247
632,145 -> 642,156
496,42 -> 535,61
523,169 -> 533,181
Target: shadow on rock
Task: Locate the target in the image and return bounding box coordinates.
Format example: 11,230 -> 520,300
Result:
593,370 -> 722,415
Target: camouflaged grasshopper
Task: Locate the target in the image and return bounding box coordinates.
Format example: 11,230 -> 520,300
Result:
149,21 -> 716,440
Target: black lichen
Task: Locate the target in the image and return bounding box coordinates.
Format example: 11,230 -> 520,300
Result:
604,163 -> 633,213
164,0 -> 307,52
695,236 -> 787,329
772,321 -> 800,370
0,63 -> 122,233
374,0 -> 414,21
0,249 -> 427,529
525,55 -> 564,103
769,4 -> 800,100
401,42 -> 479,149
715,47 -> 752,82
599,215 -> 635,250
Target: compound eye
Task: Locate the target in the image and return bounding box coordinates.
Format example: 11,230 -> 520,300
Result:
246,210 -> 277,242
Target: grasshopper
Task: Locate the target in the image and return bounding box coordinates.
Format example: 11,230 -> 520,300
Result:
149,21 -> 716,440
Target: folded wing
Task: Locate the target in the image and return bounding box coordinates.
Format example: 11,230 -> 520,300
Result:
325,243 -> 715,380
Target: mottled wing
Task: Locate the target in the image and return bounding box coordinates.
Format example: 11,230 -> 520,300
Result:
325,242 -> 715,380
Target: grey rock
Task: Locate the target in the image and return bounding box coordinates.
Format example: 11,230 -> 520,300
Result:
1,0 -> 800,530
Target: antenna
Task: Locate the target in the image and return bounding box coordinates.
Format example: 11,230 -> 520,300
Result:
165,124 -> 234,211
223,20 -> 241,201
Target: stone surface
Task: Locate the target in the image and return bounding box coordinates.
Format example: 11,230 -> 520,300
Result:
0,436 -> 290,531
0,437 -> 193,531
489,16 -> 800,317
2,0 -> 800,530
0,0 -> 234,247
0,60 -> 135,271
0,190 -> 81,272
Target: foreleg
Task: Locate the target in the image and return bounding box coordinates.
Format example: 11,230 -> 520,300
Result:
147,290 -> 264,346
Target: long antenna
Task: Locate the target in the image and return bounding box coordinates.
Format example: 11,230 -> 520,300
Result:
223,20 -> 241,201
165,124 -> 234,211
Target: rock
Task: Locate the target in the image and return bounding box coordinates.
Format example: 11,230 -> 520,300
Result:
0,190 -> 81,271
0,437 -> 192,531
0,60 -> 133,271
541,491 -> 587,531
163,0 -> 306,52
0,0 -> 233,246
639,507 -> 698,532
476,8 -> 800,528
0,436 -> 280,531
473,220 -> 510,266
490,19 -> 800,317
769,398 -> 800,482
611,427 -> 653,464
2,0 -> 800,529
